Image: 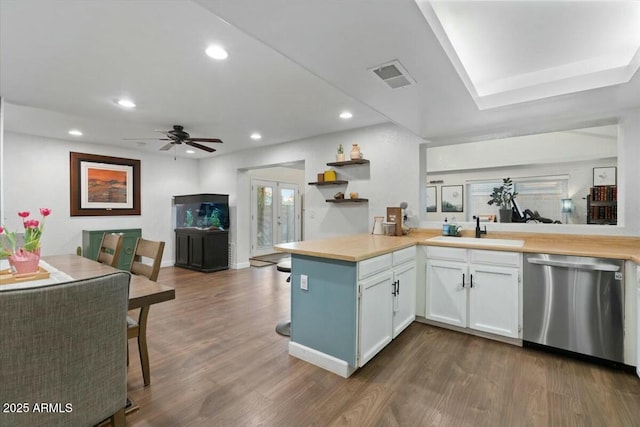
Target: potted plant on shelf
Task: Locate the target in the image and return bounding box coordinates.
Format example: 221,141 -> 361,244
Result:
337,144 -> 345,162
487,178 -> 518,223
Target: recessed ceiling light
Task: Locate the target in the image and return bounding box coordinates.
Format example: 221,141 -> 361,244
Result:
68,129 -> 83,136
205,45 -> 228,60
339,111 -> 353,119
250,132 -> 262,140
116,98 -> 136,109
185,149 -> 196,154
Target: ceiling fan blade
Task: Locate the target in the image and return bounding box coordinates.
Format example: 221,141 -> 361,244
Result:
123,137 -> 171,141
188,137 -> 223,143
186,141 -> 216,153
160,142 -> 175,151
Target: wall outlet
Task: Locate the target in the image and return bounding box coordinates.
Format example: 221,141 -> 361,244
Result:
300,274 -> 308,291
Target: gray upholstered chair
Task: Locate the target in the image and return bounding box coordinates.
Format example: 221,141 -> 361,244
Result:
0,271 -> 130,427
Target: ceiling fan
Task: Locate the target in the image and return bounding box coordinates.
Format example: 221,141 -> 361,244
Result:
126,125 -> 223,153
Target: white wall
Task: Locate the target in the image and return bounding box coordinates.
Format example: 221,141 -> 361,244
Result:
2,132 -> 200,264
198,123 -> 423,268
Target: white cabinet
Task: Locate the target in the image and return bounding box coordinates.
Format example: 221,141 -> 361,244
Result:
426,258 -> 467,327
359,271 -> 394,366
393,261 -> 416,337
358,246 -> 416,366
426,246 -> 521,339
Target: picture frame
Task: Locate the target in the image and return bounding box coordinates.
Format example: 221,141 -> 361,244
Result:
70,152 -> 141,216
593,167 -> 616,186
426,186 -> 437,212
441,185 -> 463,212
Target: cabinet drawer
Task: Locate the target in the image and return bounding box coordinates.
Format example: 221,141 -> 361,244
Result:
359,253 -> 392,280
426,246 -> 467,262
393,246 -> 416,266
470,249 -> 520,267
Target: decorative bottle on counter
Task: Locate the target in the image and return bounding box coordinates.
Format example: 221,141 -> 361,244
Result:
442,217 -> 449,236
350,144 -> 361,160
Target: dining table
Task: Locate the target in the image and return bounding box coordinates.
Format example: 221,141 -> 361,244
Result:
41,254 -> 176,311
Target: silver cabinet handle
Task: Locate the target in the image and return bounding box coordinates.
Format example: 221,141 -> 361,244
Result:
527,258 -> 620,272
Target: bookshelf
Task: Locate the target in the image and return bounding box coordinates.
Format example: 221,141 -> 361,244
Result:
587,186 -> 617,225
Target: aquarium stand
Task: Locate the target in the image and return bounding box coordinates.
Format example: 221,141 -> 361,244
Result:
175,229 -> 229,272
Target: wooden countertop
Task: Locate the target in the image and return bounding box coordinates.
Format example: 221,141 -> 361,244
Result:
275,229 -> 640,263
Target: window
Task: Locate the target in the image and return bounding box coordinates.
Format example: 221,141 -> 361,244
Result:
467,176 -> 568,222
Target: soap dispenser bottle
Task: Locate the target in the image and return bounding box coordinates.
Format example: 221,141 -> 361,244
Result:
442,217 -> 449,236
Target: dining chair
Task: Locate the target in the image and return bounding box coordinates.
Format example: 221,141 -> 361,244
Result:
0,272 -> 130,427
127,237 -> 165,386
97,232 -> 124,268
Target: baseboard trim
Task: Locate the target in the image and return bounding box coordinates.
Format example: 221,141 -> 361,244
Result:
231,261 -> 251,270
289,341 -> 356,378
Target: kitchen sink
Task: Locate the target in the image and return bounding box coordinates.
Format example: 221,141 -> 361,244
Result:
427,236 -> 525,248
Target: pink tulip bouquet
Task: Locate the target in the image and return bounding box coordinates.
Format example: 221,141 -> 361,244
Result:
0,208 -> 52,258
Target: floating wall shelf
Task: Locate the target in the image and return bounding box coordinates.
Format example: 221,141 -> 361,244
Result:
326,198 -> 369,203
326,159 -> 370,167
308,180 -> 349,186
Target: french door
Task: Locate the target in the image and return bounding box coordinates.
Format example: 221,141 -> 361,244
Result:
251,179 -> 300,257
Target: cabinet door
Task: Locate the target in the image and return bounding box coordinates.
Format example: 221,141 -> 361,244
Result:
358,271 -> 394,367
175,233 -> 190,266
426,259 -> 467,327
392,262 -> 416,338
189,234 -> 204,268
468,264 -> 519,338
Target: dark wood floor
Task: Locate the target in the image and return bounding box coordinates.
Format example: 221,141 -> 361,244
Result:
126,265 -> 640,427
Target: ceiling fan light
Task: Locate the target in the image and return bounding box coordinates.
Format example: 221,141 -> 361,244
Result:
205,45 -> 228,60
186,149 -> 196,154
250,132 -> 262,140
68,129 -> 83,136
116,98 -> 136,109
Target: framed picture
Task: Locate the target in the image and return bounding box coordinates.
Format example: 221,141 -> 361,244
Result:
426,186 -> 437,212
593,167 -> 616,186
70,152 -> 141,216
441,185 -> 463,212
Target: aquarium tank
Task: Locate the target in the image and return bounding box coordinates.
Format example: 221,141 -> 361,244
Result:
174,194 -> 229,230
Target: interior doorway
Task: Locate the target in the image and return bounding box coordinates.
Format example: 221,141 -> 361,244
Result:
251,178 -> 301,257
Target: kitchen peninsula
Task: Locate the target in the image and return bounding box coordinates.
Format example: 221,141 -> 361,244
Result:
276,230 -> 640,377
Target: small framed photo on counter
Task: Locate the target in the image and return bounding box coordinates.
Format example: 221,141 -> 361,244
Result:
593,167 -> 616,186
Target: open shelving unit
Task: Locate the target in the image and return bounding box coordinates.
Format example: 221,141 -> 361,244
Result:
310,158 -> 370,203
587,185 -> 617,225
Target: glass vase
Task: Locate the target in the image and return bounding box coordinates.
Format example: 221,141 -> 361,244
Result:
9,248 -> 41,275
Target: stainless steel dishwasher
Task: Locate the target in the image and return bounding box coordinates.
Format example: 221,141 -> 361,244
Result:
523,253 -> 624,363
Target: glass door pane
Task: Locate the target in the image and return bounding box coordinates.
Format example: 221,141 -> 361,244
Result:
256,183 -> 273,252
278,187 -> 296,244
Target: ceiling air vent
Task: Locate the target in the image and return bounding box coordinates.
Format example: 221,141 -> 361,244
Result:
370,60 -> 416,89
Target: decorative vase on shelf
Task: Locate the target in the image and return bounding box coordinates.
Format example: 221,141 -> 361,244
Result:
9,248 -> 41,274
350,144 -> 361,160
336,153 -> 345,162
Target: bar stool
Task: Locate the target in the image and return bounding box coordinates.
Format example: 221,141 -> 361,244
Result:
275,259 -> 291,336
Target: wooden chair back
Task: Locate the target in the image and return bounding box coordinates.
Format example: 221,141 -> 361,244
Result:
96,233 -> 124,268
129,238 -> 165,282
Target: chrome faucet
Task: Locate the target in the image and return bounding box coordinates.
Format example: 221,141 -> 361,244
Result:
474,216 -> 487,238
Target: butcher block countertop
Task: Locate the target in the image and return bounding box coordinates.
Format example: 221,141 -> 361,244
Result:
275,229 -> 640,263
